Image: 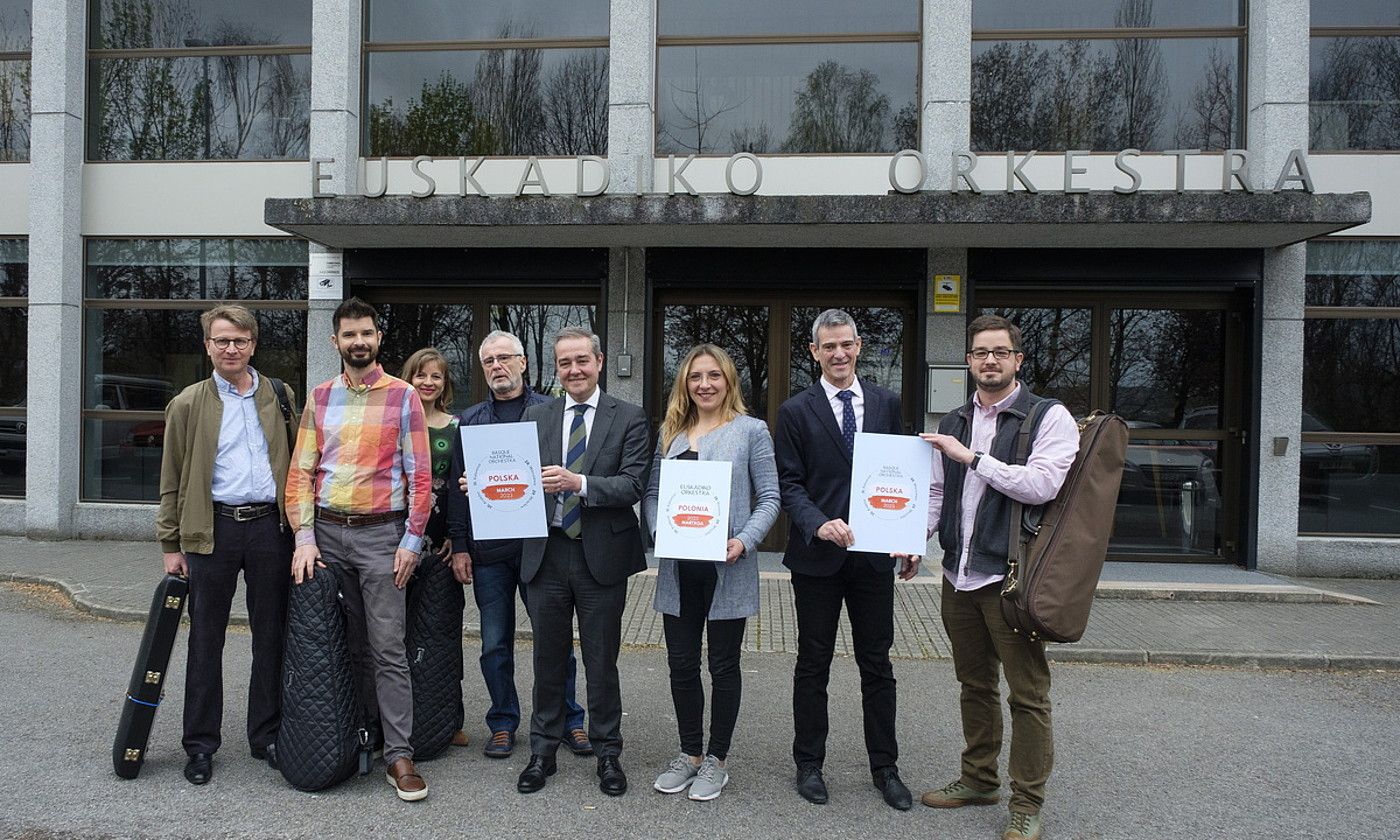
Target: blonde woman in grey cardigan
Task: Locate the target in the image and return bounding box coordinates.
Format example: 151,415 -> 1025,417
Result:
642,344 -> 781,802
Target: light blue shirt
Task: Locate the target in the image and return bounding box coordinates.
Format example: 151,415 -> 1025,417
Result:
210,369 -> 277,505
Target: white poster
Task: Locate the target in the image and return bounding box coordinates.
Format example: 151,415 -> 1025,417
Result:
848,432 -> 933,556
654,459 -> 732,562
459,422 -> 549,540
308,250 -> 344,300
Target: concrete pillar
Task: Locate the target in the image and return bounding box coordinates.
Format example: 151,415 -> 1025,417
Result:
306,0 -> 361,389
920,0 -> 971,189
925,248 -> 969,431
1248,0 -> 1309,574
606,0 -> 655,194
24,0 -> 84,538
605,247 -> 646,407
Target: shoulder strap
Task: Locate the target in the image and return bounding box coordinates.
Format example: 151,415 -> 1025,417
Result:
268,377 -> 295,448
1004,398 -> 1053,594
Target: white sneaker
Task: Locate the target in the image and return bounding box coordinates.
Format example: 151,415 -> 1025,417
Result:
653,753 -> 700,793
687,755 -> 729,801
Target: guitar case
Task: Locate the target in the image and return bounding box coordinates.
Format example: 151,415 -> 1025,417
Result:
406,552 -> 465,760
113,574 -> 189,779
277,564 -> 371,791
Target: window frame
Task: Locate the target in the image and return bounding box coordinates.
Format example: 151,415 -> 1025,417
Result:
84,0 -> 312,163
79,236 -> 309,503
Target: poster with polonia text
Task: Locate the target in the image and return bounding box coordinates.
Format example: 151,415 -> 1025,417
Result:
848,432 -> 933,556
460,421 -> 549,540
654,459 -> 732,562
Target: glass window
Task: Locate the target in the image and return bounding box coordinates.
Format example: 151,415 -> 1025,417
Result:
974,0 -> 1242,30
87,0 -> 310,160
1310,36 -> 1400,150
366,48 -> 608,156
1299,444 -> 1400,535
89,0 -> 312,49
492,302 -> 598,398
972,37 -> 1241,150
662,304 -> 771,420
657,43 -> 919,154
0,0 -> 31,51
369,0 -> 609,42
1108,308 -> 1224,429
788,305 -> 907,395
364,0 -> 608,157
81,238 -> 308,502
1302,239 -> 1400,535
0,237 -> 25,498
1310,0 -> 1400,28
660,0 -> 917,37
1,0 -> 30,162
985,306 -> 1093,417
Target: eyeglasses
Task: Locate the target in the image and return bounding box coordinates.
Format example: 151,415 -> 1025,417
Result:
210,337 -> 252,350
480,353 -> 523,367
968,348 -> 1017,360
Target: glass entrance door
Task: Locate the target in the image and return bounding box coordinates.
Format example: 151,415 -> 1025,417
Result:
654,292 -> 918,551
978,293 -> 1248,563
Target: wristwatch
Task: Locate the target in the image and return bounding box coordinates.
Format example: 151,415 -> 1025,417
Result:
970,451 -> 984,471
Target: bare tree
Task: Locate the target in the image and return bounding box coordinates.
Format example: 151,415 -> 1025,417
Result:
1173,43 -> 1235,148
782,60 -> 891,153
971,42 -> 1046,149
542,51 -> 608,155
471,22 -> 545,155
1031,40 -> 1119,149
727,123 -> 773,153
1113,0 -> 1167,148
0,7 -> 30,161
660,49 -> 742,154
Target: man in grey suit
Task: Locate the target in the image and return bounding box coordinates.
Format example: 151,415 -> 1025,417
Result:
514,327 -> 650,797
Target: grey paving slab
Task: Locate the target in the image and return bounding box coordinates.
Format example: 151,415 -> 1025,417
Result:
1,536 -> 1398,669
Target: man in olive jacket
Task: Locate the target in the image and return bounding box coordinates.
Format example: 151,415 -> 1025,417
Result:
155,304 -> 298,787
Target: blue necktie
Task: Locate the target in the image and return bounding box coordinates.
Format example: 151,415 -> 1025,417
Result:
559,404 -> 589,539
837,389 -> 856,454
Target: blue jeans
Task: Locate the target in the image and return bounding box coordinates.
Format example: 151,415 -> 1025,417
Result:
474,555 -> 585,734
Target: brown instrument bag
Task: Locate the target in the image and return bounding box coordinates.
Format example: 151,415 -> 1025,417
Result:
1000,405 -> 1129,643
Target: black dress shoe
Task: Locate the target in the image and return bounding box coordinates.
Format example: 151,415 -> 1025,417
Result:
251,743 -> 278,770
796,765 -> 828,804
874,767 -> 913,811
597,755 -> 628,796
517,754 -> 557,794
184,753 -> 213,786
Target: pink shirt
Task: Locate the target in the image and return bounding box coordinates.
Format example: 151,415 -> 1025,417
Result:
926,384 -> 1080,591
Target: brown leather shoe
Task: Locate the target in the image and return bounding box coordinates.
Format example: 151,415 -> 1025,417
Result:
567,728 -> 594,756
451,729 -> 470,747
386,757 -> 428,802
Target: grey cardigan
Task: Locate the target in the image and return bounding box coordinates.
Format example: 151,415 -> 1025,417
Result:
643,414 -> 781,620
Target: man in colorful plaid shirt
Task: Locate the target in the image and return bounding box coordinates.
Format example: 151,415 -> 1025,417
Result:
286,297 -> 433,802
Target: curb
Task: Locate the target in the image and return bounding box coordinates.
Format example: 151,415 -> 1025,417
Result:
5,571 -> 1397,671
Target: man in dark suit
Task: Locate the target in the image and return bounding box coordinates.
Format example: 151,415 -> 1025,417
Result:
775,308 -> 920,810
514,327 -> 650,798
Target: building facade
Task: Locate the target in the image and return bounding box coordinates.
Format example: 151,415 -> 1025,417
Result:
0,0 -> 1396,575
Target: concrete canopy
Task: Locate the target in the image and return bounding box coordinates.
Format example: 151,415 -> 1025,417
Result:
265,191 -> 1371,249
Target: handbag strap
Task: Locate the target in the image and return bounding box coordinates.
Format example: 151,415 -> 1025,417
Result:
268,376 -> 295,450
1003,399 -> 1049,593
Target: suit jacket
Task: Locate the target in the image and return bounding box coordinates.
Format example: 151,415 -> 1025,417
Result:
519,391 -> 651,587
775,380 -> 904,577
642,414 -> 781,620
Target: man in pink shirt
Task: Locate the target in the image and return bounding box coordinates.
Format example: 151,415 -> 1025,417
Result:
914,314 -> 1079,840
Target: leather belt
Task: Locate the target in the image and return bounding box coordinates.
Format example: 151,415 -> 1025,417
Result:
215,502 -> 277,522
316,508 -> 406,528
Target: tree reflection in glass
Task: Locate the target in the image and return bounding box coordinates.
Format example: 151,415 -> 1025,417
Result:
492,303 -> 597,398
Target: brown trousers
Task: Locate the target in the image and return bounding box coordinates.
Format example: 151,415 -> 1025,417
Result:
941,579 -> 1053,814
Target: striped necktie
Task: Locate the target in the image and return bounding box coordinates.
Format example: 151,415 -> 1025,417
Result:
559,404 -> 589,539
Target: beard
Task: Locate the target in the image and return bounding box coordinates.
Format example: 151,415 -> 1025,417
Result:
341,346 -> 378,370
490,374 -> 524,396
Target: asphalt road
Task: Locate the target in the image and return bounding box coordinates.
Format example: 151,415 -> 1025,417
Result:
0,582 -> 1395,840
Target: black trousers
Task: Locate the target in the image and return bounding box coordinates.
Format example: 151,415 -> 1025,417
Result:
663,562 -> 747,761
790,552 -> 898,773
526,530 -> 628,758
182,513 -> 291,755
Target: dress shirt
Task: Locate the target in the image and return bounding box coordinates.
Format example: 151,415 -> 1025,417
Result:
926,384 -> 1079,591
285,364 -> 432,553
818,375 -> 864,434
209,368 -> 277,505
551,387 -> 600,526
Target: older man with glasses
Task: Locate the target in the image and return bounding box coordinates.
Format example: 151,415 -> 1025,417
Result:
447,330 -> 589,760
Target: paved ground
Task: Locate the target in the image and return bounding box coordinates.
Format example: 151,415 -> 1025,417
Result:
1,536 -> 1397,669
0,582 -> 1395,840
